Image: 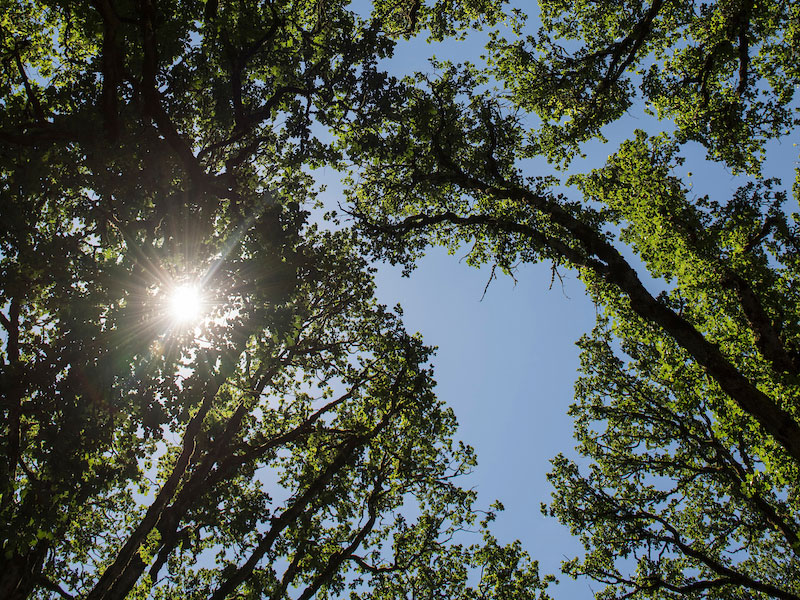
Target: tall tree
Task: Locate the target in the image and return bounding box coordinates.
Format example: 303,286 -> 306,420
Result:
342,0 -> 800,596
0,1 -> 550,599
545,135 -> 800,597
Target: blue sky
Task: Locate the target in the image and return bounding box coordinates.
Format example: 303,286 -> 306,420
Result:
374,250 -> 597,596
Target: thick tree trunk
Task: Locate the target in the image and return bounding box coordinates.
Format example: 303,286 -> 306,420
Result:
0,546 -> 48,600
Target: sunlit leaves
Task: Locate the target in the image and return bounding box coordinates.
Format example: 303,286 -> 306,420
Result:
339,0 -> 800,598
486,0 -> 800,172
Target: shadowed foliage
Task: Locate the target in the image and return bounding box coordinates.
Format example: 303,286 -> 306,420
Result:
0,1 -> 548,599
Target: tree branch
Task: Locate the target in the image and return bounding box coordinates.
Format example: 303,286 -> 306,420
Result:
91,0 -> 125,139
294,475 -> 386,600
358,170 -> 800,465
208,412 -> 395,600
85,342 -> 248,600
37,576 -> 76,600
722,270 -> 799,373
12,46 -> 45,123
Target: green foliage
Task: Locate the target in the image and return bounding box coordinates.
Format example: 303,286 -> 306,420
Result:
546,322 -> 800,599
0,1 -> 548,599
547,135 -> 800,598
487,0 -> 800,172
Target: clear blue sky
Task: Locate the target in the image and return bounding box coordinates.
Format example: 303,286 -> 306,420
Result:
374,251 -> 597,596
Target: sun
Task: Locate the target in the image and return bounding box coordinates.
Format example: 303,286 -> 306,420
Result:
168,284 -> 204,324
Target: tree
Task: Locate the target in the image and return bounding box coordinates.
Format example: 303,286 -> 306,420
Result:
0,1 -> 551,599
342,0 -> 800,596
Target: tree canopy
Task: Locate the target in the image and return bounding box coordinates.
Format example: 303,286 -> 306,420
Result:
343,0 -> 800,597
2,0 -> 800,599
